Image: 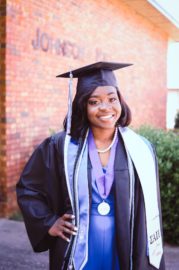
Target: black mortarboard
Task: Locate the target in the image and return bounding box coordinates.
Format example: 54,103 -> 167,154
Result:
57,61 -> 132,94
57,61 -> 132,134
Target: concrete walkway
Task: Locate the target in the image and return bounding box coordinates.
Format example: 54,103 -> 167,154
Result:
0,218 -> 178,270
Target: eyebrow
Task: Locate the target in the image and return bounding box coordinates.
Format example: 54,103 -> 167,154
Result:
89,92 -> 117,98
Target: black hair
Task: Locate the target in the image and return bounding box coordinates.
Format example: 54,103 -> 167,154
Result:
63,87 -> 132,140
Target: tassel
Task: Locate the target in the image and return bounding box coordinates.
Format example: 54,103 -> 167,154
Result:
67,71 -> 73,135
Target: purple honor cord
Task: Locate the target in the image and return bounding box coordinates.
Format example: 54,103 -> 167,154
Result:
88,130 -> 118,199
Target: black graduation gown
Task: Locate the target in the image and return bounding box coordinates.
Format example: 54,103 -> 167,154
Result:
16,131 -> 165,270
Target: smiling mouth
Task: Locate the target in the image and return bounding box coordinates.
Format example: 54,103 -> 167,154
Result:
99,114 -> 115,120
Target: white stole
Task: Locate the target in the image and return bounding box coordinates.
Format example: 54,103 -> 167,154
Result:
119,127 -> 163,269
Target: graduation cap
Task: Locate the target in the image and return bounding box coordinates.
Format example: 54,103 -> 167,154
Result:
57,61 -> 132,134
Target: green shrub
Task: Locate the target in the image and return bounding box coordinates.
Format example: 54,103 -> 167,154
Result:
9,211 -> 23,221
136,126 -> 179,245
174,111 -> 179,129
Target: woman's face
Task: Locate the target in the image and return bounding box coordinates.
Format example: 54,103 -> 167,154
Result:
87,86 -> 122,130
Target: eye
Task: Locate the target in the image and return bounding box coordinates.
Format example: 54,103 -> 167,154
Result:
109,97 -> 118,103
88,99 -> 99,106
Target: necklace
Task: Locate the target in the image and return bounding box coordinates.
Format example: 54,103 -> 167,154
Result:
97,128 -> 117,153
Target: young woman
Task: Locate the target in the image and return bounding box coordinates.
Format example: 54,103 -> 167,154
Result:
16,62 -> 165,270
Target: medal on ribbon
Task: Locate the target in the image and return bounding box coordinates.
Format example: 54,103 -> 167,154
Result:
88,130 -> 118,215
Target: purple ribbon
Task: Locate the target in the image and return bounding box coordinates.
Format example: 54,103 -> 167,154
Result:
88,130 -> 118,199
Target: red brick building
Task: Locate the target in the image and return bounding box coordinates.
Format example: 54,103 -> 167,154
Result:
0,0 -> 179,216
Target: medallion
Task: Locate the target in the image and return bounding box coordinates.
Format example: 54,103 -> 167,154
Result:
97,201 -> 110,215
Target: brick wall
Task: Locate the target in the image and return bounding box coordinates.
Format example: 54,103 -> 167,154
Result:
1,0 -> 168,216
0,0 -> 7,216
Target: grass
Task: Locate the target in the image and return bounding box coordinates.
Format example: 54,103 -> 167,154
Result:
9,211 -> 23,221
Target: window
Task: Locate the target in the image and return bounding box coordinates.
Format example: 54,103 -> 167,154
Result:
167,42 -> 179,129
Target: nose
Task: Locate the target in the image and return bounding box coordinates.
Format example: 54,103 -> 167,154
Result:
99,101 -> 112,110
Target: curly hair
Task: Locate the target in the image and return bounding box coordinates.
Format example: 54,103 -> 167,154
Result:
63,87 -> 132,140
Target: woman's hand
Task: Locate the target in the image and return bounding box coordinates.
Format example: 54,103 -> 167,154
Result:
48,213 -> 78,242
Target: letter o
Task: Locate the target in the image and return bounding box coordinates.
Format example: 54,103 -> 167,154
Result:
40,33 -> 49,52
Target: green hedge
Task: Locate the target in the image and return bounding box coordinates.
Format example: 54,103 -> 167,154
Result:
136,126 -> 179,245
175,111 -> 179,129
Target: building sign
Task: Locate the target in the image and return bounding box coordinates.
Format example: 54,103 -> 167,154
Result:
32,28 -> 108,61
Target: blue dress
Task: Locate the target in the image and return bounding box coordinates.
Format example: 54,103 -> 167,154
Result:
83,168 -> 120,270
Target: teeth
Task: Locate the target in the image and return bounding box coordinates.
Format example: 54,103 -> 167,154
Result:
99,115 -> 113,119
